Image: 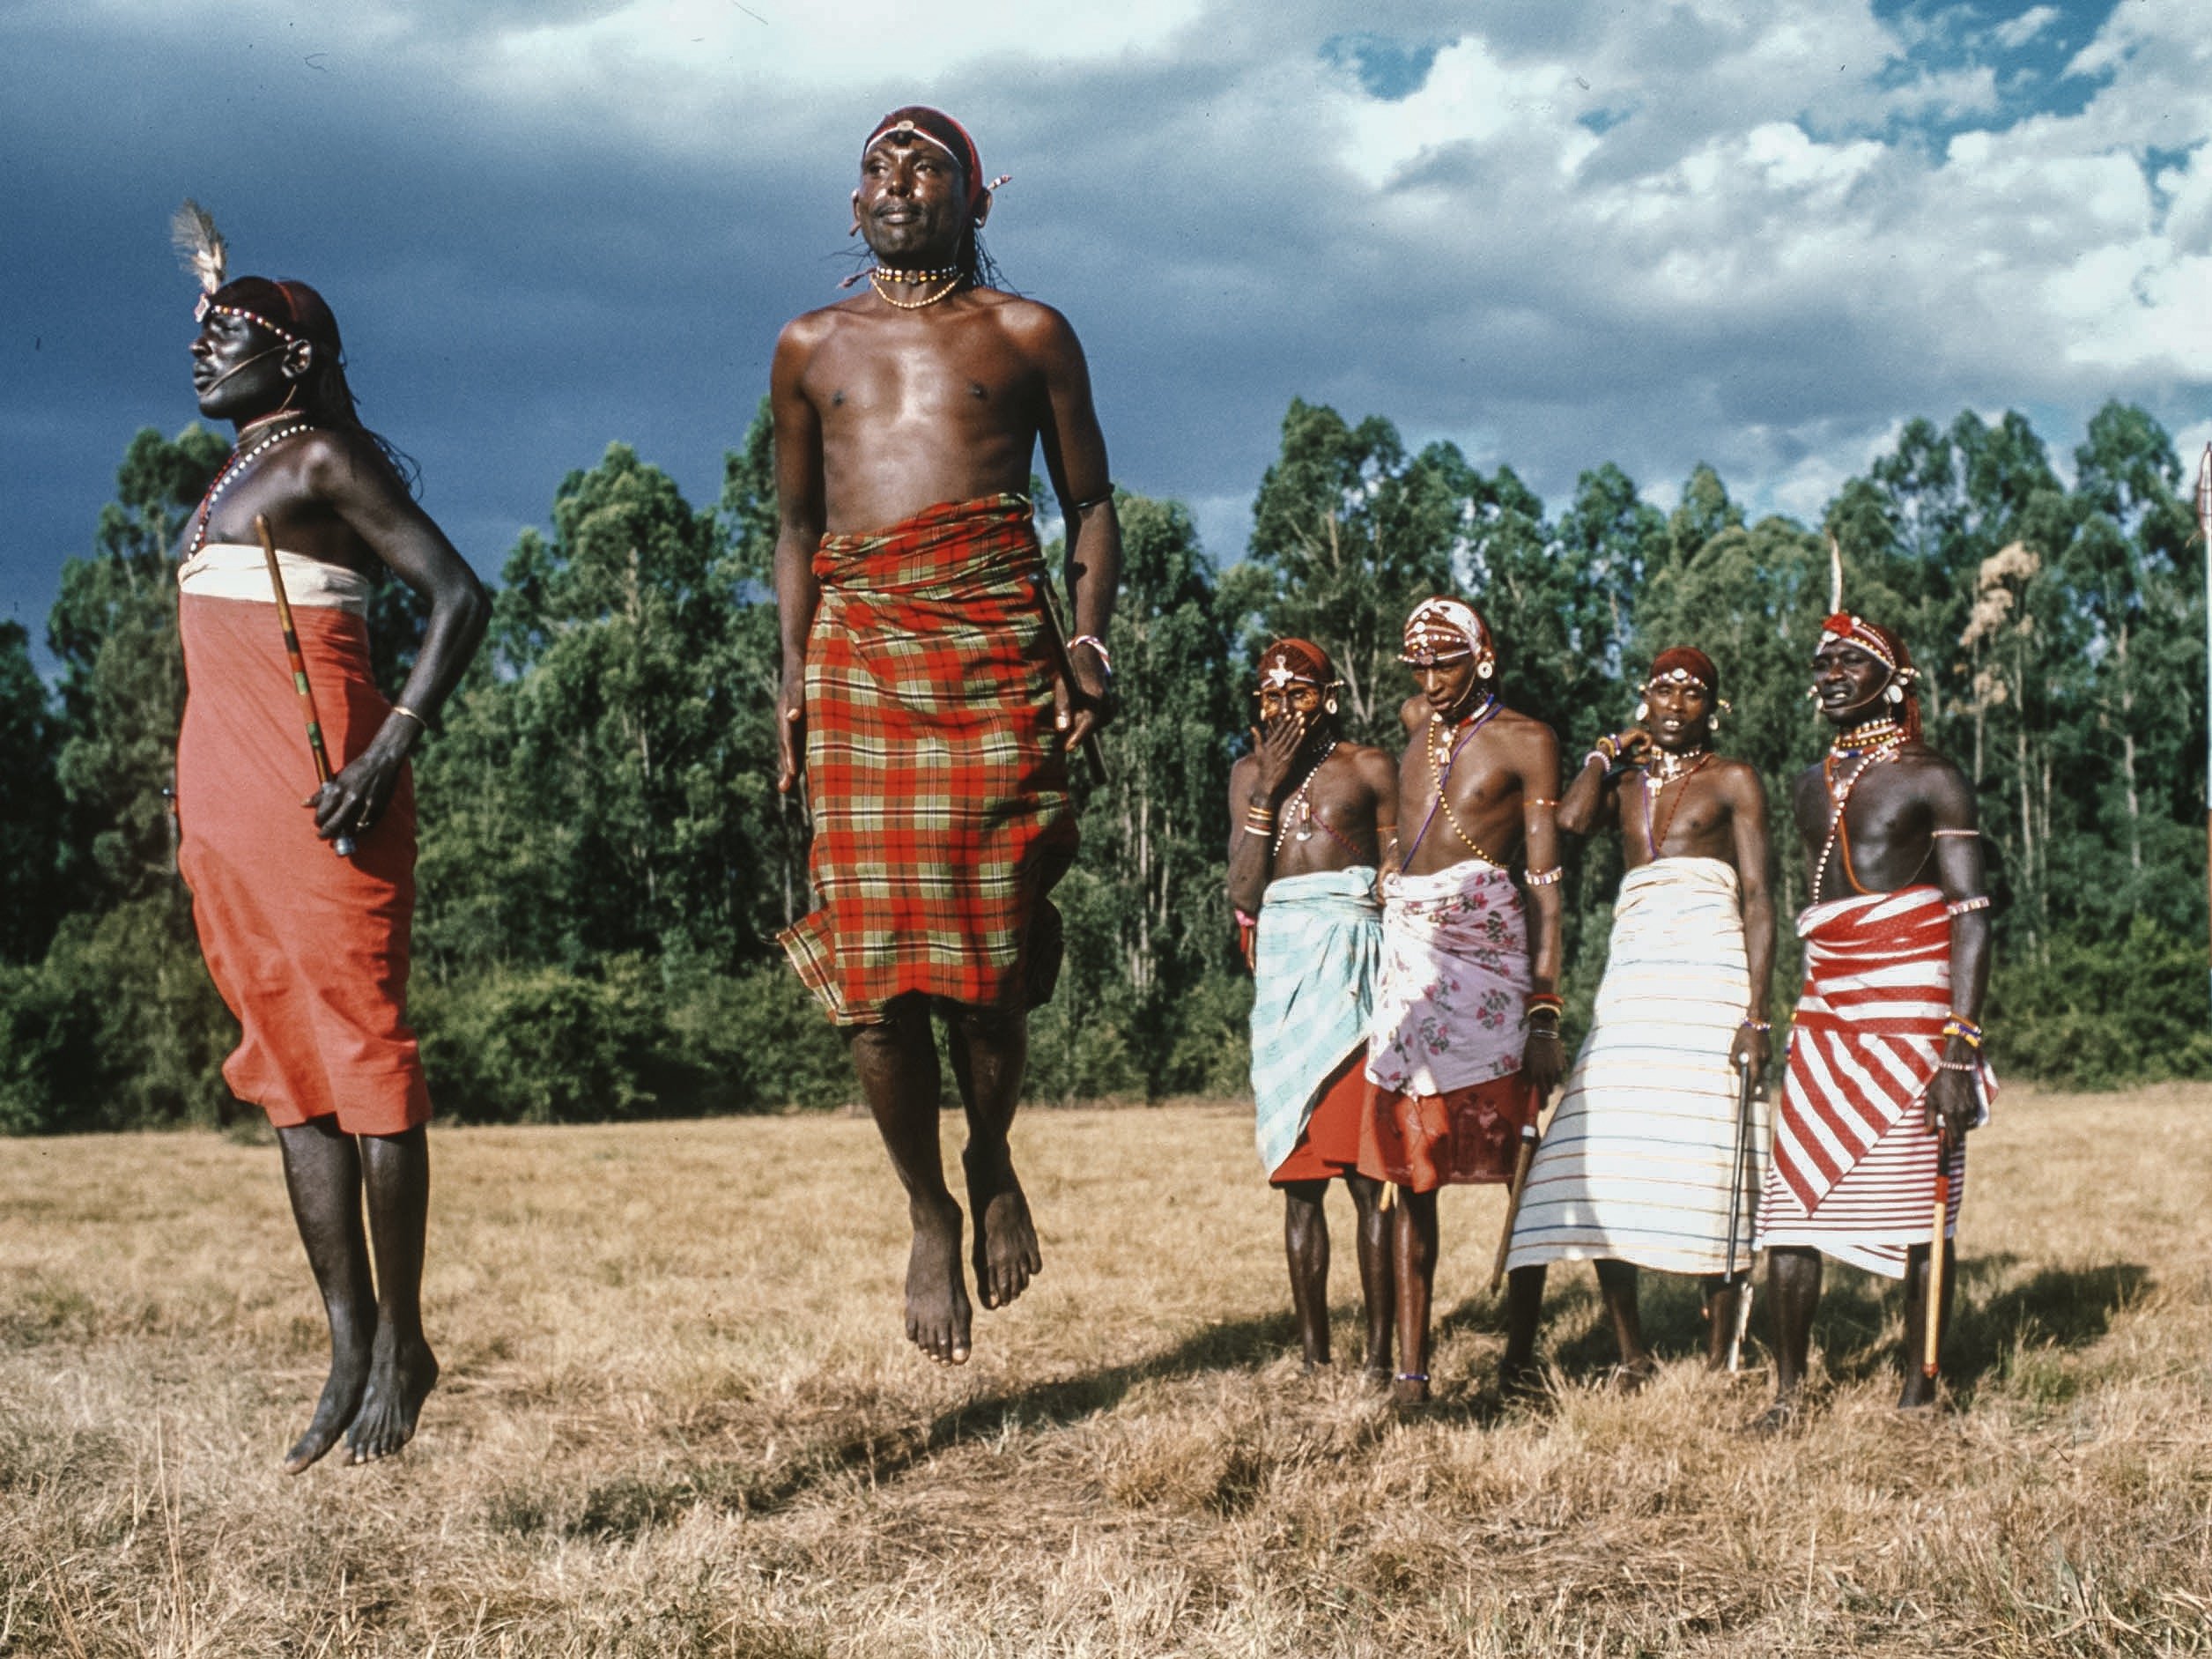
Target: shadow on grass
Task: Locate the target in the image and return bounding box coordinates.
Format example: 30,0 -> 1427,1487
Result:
1427,1252 -> 2151,1396
536,1310 -> 1307,1538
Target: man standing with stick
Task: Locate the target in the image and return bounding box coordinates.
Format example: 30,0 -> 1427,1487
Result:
1502,647 -> 1775,1384
1357,598 -> 1565,1403
1227,640 -> 1399,1379
773,109 -> 1118,1365
170,207 -> 488,1470
1756,613 -> 1993,1423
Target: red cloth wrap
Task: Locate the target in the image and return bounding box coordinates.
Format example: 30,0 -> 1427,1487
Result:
1358,1073 -> 1540,1193
1269,1051 -> 1367,1185
176,592 -> 430,1136
778,494 -> 1078,1025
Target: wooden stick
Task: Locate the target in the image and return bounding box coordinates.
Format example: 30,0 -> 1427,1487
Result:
1723,1055 -> 1758,1372
1921,1160 -> 1950,1379
1489,1122 -> 1540,1294
255,515 -> 353,859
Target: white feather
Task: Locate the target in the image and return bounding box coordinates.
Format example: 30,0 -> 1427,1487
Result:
169,199 -> 227,294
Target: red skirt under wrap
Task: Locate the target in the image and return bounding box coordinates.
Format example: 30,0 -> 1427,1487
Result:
1358,1074 -> 1541,1193
778,494 -> 1078,1025
1269,1052 -> 1368,1185
176,593 -> 430,1136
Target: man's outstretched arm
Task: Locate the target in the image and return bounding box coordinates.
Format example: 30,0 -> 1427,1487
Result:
1026,305 -> 1120,746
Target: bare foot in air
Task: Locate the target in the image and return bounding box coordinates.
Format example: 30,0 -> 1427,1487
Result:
906,1197 -> 973,1363
283,1315 -> 374,1475
963,1145 -> 1042,1310
344,1326 -> 439,1465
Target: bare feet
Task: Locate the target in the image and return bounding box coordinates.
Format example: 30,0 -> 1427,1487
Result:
1609,1357 -> 1659,1395
1497,1359 -> 1545,1406
283,1318 -> 373,1475
905,1198 -> 973,1364
963,1146 -> 1041,1311
344,1328 -> 438,1465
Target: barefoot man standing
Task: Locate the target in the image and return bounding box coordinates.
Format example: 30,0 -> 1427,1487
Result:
169,209 -> 488,1469
1502,647 -> 1776,1383
1227,640 -> 1399,1380
1757,613 -> 1994,1422
1357,598 -> 1565,1403
772,109 -> 1119,1364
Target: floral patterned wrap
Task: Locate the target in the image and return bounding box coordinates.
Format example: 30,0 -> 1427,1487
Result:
1364,857 -> 1532,1097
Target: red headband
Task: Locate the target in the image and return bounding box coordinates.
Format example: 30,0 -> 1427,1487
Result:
862,106 -> 988,211
1646,645 -> 1720,695
1818,612 -> 1920,739
1256,638 -> 1335,690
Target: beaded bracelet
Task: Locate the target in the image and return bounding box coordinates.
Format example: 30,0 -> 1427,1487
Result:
1936,1059 -> 1977,1073
1068,634 -> 1113,676
1740,1016 -> 1772,1033
1945,895 -> 1991,916
1527,992 -> 1564,1012
1524,866 -> 1565,887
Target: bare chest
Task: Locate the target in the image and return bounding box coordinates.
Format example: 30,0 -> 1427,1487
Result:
809,319 -> 1036,435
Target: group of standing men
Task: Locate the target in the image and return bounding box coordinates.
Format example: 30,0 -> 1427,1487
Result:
163,99 -> 1992,1476
1235,604 -> 1994,1420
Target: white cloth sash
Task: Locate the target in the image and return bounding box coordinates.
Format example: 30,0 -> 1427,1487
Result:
178,544 -> 374,617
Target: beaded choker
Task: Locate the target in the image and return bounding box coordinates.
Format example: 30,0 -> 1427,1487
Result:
1829,717 -> 1905,759
874,264 -> 959,284
1651,745 -> 1711,781
869,270 -> 962,309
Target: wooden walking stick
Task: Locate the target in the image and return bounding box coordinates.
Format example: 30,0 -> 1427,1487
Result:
1722,1054 -> 1759,1372
1489,1121 -> 1540,1294
1921,1151 -> 1950,1379
255,514 -> 354,858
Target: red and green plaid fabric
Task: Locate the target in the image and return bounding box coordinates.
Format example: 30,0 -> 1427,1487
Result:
778,493 -> 1077,1025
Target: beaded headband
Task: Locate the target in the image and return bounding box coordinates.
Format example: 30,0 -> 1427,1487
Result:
861,107 -> 1010,211
1400,596 -> 1493,670
1255,638 -> 1338,693
1817,612 -> 1917,685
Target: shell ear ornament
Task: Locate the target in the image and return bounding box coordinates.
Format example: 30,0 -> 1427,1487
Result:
1634,700 -> 1649,722
1324,695 -> 1339,715
1477,660 -> 1494,680
1886,682 -> 1905,705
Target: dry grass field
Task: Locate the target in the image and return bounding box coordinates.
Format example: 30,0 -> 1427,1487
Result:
3,1085 -> 2209,1657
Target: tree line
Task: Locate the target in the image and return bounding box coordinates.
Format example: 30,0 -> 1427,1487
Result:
4,396 -> 2207,1132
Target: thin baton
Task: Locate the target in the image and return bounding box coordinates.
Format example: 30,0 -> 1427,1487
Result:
254,514 -> 354,859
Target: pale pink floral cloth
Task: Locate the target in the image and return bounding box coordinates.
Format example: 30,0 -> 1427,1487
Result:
1364,857 -> 1532,1097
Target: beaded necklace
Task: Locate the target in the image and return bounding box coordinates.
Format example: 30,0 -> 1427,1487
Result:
1811,722 -> 1906,900
1272,739 -> 1340,855
1402,695 -> 1504,865
869,271 -> 962,310
1639,748 -> 1713,858
185,420 -> 315,559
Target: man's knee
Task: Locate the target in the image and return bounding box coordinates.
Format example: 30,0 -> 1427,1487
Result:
940,998 -> 1022,1047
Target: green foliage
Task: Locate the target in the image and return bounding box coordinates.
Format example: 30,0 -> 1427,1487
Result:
7,398 -> 2206,1132
0,621 -> 65,962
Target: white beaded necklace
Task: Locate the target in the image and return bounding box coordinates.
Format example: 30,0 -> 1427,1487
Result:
1272,740 -> 1339,855
186,420 -> 314,558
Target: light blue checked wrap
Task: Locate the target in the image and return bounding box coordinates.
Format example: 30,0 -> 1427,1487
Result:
1250,868 -> 1383,1174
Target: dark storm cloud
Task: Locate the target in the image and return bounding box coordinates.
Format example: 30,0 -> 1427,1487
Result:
4,0 -> 2206,661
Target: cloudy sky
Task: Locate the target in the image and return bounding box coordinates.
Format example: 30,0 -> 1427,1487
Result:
4,0 -> 2208,663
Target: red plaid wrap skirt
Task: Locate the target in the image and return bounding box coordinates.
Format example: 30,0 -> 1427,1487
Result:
778,493 -> 1078,1025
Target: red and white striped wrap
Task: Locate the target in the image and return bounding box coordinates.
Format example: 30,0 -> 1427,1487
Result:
1759,885 -> 1994,1278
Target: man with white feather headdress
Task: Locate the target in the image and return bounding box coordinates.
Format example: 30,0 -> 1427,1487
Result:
166,202 -> 488,1471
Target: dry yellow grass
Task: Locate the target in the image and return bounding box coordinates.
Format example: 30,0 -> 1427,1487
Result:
3,1085 -> 2209,1656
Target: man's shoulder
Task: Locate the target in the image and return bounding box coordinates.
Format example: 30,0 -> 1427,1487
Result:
776,300 -> 866,352
976,290 -> 1077,348
1490,705 -> 1557,745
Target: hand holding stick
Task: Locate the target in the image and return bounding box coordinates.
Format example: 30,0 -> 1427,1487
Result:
255,515 -> 354,859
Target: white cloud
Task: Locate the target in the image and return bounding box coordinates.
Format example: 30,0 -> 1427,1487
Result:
1992,5 -> 2060,53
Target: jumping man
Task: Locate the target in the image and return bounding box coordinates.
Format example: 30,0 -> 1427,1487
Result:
1227,640 -> 1400,1379
772,108 -> 1119,1365
170,206 -> 489,1470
